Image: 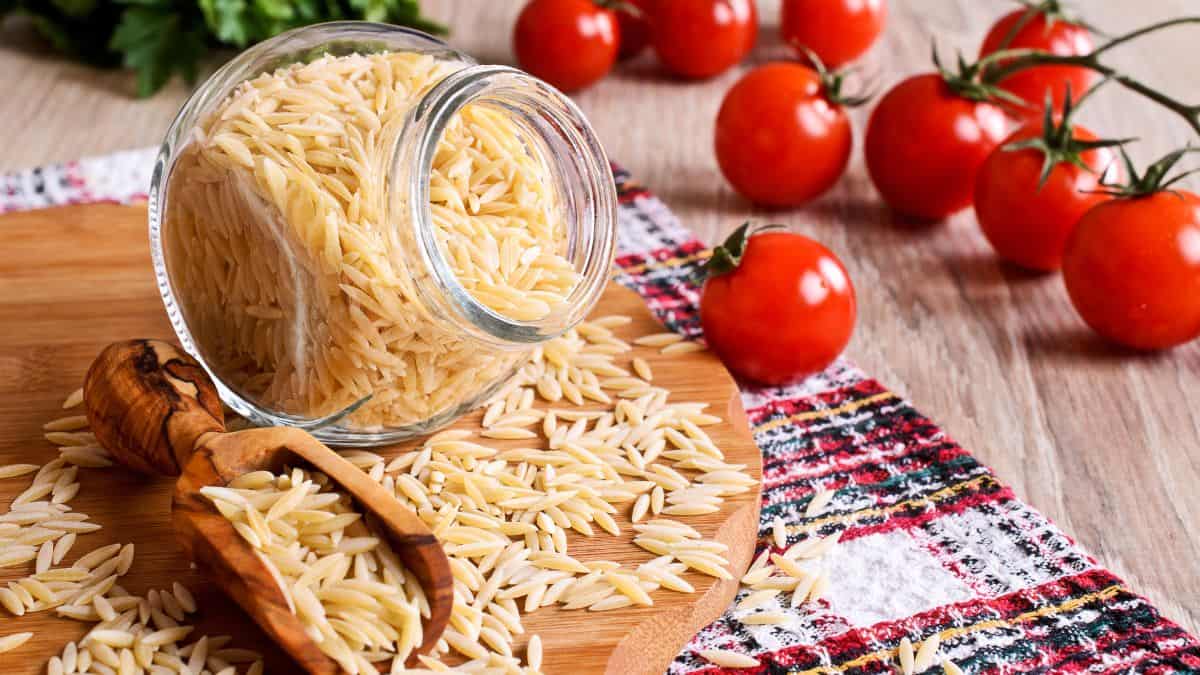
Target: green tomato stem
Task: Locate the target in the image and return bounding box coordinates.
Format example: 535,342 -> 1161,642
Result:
980,17 -> 1200,136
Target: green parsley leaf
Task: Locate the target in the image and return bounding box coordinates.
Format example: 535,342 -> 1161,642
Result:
109,4 -> 208,96
6,0 -> 444,96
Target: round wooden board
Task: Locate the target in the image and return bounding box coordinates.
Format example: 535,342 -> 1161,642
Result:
0,204 -> 762,675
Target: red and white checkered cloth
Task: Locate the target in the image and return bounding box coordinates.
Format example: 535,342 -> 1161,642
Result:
4,150 -> 1197,674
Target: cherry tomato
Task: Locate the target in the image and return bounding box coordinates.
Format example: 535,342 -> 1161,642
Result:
652,0 -> 758,79
979,8 -> 1096,116
616,0 -> 654,59
701,227 -> 856,385
1062,191 -> 1200,350
864,74 -> 1008,221
974,124 -> 1116,271
781,0 -> 887,69
514,0 -> 619,93
714,63 -> 851,207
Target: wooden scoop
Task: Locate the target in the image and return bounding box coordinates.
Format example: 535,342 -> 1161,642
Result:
82,339 -> 453,673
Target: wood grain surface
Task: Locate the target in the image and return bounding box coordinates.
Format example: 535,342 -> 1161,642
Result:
0,204 -> 762,674
1,0 -> 1198,642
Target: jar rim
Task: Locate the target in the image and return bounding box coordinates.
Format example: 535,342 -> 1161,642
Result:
397,64 -> 618,348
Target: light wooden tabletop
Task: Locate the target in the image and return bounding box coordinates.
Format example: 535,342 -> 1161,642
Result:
2,0 -> 1198,638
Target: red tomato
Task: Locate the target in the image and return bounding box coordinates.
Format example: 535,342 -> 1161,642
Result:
781,0 -> 887,69
616,0 -> 654,59
973,124 -> 1116,271
701,228 -> 856,385
513,0 -> 619,92
864,74 -> 1009,221
979,8 -> 1097,116
1062,191 -> 1200,350
715,63 -> 851,207
652,0 -> 758,79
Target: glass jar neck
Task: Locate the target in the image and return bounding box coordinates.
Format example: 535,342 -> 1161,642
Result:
389,65 -> 617,350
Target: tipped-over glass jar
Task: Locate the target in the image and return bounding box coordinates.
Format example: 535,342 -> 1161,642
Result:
149,22 -> 617,445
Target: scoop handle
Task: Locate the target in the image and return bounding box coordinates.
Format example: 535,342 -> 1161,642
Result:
84,339 -> 226,476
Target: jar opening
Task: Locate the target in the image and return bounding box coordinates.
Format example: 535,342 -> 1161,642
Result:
397,66 -> 617,348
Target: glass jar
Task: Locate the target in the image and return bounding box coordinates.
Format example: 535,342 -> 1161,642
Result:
148,22 -> 617,445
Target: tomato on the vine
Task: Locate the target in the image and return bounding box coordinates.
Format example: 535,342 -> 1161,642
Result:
781,0 -> 887,69
973,95 -> 1121,271
865,73 -> 1008,221
979,4 -> 1096,116
1062,150 -> 1200,350
616,0 -> 654,59
700,225 -> 856,385
514,0 -> 619,93
651,0 -> 757,79
715,62 -> 857,207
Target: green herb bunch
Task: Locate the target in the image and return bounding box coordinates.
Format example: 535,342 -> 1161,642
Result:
1,0 -> 445,97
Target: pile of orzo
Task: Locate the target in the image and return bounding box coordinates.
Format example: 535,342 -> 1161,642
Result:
201,314 -> 759,672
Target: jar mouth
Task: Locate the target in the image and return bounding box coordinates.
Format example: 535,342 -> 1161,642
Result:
399,65 -> 618,348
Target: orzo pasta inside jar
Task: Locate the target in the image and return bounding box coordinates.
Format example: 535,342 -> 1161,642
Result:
150,23 -> 616,444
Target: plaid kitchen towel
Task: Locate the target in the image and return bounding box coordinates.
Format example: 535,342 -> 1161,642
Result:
3,152 -> 1198,674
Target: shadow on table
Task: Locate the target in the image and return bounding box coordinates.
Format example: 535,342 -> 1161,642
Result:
1022,325 -> 1185,365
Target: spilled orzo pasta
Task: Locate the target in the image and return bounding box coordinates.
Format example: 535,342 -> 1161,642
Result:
165,50 -> 578,429
204,314 -> 752,672
284,315 -> 753,671
6,314 -> 752,673
0,390 -> 263,674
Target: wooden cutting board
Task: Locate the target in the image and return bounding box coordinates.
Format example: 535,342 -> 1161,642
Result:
0,204 -> 762,675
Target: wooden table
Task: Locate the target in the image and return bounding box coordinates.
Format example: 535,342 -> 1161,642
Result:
2,0 -> 1198,639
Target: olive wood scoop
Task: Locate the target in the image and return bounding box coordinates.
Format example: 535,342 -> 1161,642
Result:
82,339 -> 453,673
